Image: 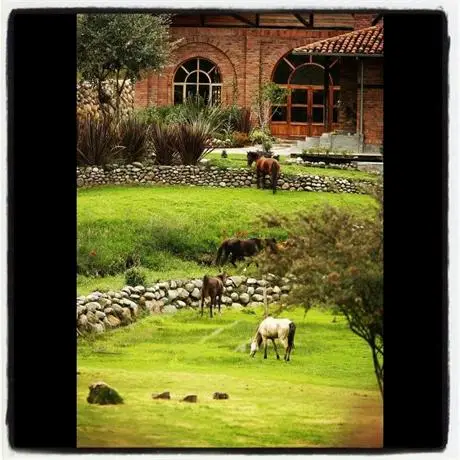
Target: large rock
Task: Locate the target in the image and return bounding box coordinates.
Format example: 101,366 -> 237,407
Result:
251,294 -> 264,302
145,300 -> 163,314
87,381 -> 124,405
86,311 -> 98,324
85,302 -> 100,313
168,290 -> 179,301
95,310 -> 106,321
163,305 -> 177,314
177,288 -> 189,300
221,296 -> 232,305
90,323 -> 105,334
120,307 -> 132,324
104,314 -> 121,328
239,293 -> 250,305
191,288 -> 201,299
194,279 -> 203,289
231,276 -> 243,287
184,283 -> 195,292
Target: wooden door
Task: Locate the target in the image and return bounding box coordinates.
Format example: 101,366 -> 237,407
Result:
289,86 -> 326,137
270,85 -> 339,138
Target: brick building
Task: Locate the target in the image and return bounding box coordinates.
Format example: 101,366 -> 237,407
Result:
134,12 -> 383,151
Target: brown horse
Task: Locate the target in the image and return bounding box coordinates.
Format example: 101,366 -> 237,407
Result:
200,273 -> 228,318
215,237 -> 278,268
247,152 -> 281,194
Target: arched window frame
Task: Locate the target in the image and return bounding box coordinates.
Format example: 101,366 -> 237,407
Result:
173,57 -> 222,105
270,53 -> 341,127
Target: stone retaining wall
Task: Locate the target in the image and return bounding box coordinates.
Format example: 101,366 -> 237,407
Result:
77,163 -> 373,194
77,79 -> 134,120
77,275 -> 293,335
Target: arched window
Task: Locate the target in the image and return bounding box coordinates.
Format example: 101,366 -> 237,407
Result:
173,58 -> 222,105
271,52 -> 341,131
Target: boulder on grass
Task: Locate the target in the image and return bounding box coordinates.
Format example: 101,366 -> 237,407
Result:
152,391 -> 171,400
87,381 -> 123,405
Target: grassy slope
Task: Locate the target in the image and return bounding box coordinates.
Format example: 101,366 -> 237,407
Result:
77,306 -> 382,448
77,186 -> 377,295
205,152 -> 379,182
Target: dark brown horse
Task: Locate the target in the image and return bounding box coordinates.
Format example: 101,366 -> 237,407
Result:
200,273 -> 228,318
215,237 -> 278,268
247,152 -> 281,194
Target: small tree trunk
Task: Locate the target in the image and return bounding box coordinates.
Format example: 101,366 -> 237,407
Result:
371,346 -> 384,397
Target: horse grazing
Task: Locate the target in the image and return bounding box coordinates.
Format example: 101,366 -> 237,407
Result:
200,273 -> 228,318
247,151 -> 281,194
249,316 -> 296,361
215,237 -> 278,268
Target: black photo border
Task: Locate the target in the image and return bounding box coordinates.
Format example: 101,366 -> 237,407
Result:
6,8 -> 449,453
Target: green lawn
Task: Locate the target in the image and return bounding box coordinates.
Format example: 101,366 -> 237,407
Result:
77,306 -> 382,448
77,185 -> 378,295
205,152 -> 379,182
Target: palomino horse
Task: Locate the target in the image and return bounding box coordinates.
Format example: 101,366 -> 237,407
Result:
200,273 -> 228,318
250,316 -> 296,361
215,237 -> 278,268
247,151 -> 281,194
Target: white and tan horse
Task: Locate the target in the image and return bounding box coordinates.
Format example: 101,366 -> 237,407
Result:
249,316 -> 296,361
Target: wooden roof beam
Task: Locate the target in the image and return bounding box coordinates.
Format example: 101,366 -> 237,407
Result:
294,13 -> 313,28
231,14 -> 257,27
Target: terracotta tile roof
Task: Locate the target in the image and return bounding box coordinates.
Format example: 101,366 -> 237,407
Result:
295,24 -> 383,56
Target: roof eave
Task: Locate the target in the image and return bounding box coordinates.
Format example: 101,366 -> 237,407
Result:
292,51 -> 384,58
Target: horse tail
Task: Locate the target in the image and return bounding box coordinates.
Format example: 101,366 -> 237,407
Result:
215,242 -> 226,266
288,321 -> 296,349
271,161 -> 280,194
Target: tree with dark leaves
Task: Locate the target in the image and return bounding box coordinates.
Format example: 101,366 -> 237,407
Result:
77,13 -> 180,119
257,182 -> 383,396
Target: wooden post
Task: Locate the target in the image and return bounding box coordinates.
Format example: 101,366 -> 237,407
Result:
263,286 -> 269,318
324,57 -> 330,133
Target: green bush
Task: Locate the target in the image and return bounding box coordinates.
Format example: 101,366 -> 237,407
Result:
231,131 -> 251,147
135,106 -> 183,125
125,267 -> 148,287
249,128 -> 274,146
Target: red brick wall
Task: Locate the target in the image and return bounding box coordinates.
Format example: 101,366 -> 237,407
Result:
134,17 -> 383,146
135,26 -> 349,109
353,13 -> 376,30
338,58 -> 358,133
356,58 -> 383,147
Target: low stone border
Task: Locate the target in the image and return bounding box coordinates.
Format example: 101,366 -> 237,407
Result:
77,163 -> 374,194
77,275 -> 293,336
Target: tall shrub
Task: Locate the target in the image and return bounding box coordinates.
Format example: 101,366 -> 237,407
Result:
172,121 -> 215,165
77,116 -> 124,166
117,117 -> 150,164
149,122 -> 179,165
